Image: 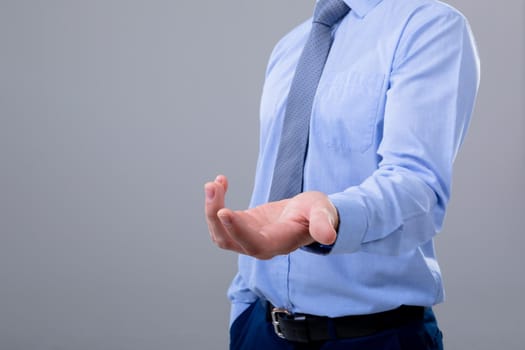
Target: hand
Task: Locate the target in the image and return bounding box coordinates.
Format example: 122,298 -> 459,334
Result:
204,175 -> 339,259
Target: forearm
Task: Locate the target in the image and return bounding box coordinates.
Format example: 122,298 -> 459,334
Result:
326,8 -> 479,256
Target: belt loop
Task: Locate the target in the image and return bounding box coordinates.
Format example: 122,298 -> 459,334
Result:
326,318 -> 337,340
264,300 -> 272,322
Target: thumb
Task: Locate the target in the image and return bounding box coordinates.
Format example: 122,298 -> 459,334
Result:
309,201 -> 338,245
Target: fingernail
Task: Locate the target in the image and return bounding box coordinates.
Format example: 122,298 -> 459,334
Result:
205,186 -> 215,201
218,213 -> 232,227
319,208 -> 331,221
327,211 -> 335,226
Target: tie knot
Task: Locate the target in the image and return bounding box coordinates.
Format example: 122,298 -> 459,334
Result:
313,0 -> 350,27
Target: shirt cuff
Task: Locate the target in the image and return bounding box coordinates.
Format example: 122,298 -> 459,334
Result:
327,192 -> 368,254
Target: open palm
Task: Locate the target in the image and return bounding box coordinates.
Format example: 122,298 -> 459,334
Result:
204,175 -> 338,259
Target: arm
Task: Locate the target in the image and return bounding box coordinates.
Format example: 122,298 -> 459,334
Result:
330,8 -> 480,255
204,8 -> 479,259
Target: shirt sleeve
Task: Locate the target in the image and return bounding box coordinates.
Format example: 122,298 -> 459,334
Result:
328,6 -> 480,255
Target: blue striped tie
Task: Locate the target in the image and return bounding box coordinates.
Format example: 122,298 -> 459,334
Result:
269,0 -> 350,201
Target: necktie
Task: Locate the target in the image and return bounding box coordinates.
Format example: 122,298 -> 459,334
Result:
269,0 -> 350,201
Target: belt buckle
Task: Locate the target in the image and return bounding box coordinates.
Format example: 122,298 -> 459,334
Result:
271,307 -> 291,339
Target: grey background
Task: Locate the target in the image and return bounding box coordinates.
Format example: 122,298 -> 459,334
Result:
0,0 -> 523,349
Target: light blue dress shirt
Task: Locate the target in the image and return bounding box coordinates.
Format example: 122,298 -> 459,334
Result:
228,0 -> 480,324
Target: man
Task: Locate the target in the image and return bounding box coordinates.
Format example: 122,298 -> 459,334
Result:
205,0 -> 479,349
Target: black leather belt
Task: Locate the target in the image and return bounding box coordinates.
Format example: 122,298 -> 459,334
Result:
266,302 -> 425,343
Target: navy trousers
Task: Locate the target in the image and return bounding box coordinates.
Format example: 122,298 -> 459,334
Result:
230,300 -> 443,350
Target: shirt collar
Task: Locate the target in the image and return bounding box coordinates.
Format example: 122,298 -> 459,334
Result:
346,0 -> 382,18
316,0 -> 382,18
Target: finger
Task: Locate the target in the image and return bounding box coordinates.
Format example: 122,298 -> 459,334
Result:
204,181 -> 225,238
204,179 -> 244,252
215,174 -> 228,193
204,181 -> 224,222
309,203 -> 338,245
206,174 -> 228,217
